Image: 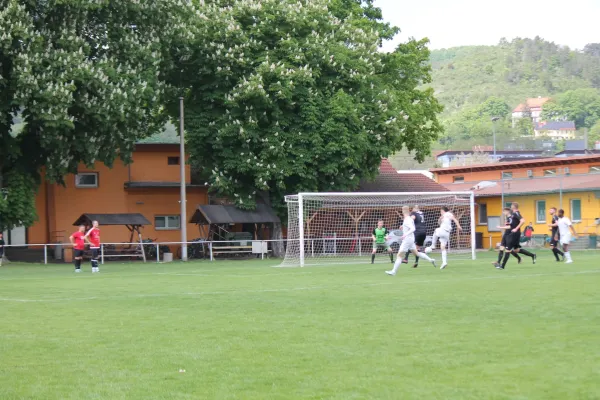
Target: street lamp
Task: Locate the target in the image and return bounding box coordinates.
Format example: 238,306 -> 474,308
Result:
491,117 -> 500,158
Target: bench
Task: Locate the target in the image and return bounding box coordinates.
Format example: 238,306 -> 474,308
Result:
212,245 -> 253,255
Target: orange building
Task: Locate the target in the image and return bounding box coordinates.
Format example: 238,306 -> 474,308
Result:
431,155 -> 600,248
28,141 -> 209,250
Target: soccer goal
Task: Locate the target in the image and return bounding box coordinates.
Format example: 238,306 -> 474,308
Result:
280,192 -> 476,267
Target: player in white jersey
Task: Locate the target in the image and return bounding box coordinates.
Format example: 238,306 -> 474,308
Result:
551,209 -> 577,263
386,206 -> 436,276
429,206 -> 462,269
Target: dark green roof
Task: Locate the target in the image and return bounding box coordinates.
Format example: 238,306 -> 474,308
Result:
136,122 -> 179,144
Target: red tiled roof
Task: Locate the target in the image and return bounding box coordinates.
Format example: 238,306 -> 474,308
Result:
443,174 -> 600,197
430,155 -> 600,175
512,97 -> 550,112
357,159 -> 449,192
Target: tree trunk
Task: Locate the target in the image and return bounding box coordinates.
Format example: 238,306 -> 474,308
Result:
271,222 -> 284,258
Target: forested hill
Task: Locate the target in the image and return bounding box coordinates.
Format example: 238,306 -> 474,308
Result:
429,38 -> 600,117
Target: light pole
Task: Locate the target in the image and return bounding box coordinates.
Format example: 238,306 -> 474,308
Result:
491,117 -> 500,158
179,97 -> 188,261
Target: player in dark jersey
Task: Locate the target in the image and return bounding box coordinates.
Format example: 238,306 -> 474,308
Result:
0,232 -> 5,267
69,225 -> 86,273
492,208 -> 522,267
494,202 -> 536,269
402,205 -> 427,268
547,207 -> 565,261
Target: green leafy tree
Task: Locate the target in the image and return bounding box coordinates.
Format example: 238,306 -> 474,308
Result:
170,0 -> 443,212
588,121 -> 600,149
0,1 -> 181,230
514,117 -> 534,136
542,89 -> 600,129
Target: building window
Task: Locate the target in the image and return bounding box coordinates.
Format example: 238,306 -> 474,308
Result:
570,199 -> 581,222
543,169 -> 556,176
453,176 -> 464,183
155,215 -> 181,230
168,156 -> 180,165
536,200 -> 546,223
75,172 -> 98,188
590,166 -> 600,174
501,171 -> 513,180
478,204 -> 488,225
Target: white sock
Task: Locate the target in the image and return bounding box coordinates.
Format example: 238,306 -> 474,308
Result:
442,250 -> 447,265
565,252 -> 571,260
391,258 -> 402,273
417,252 -> 432,262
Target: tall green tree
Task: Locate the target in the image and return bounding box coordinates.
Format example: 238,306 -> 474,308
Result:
170,0 -> 443,212
542,89 -> 600,129
0,1 -> 182,230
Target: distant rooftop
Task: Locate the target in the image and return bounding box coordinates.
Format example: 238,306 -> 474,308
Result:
436,150 -> 544,157
535,121 -> 576,131
513,97 -> 550,112
136,122 -> 179,144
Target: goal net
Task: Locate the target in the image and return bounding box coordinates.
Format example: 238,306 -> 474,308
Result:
280,192 -> 475,267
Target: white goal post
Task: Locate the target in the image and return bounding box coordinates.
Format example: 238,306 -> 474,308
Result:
280,192 -> 476,267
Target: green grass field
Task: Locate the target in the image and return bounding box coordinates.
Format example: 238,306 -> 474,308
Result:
1,251 -> 599,400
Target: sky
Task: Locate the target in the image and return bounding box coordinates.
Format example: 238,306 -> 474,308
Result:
373,0 -> 599,51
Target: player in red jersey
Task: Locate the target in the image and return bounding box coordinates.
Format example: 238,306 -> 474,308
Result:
85,220 -> 101,273
69,225 -> 86,273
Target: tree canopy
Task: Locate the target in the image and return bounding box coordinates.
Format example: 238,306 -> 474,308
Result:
169,0 -> 443,210
0,0 -> 181,230
542,89 -> 600,129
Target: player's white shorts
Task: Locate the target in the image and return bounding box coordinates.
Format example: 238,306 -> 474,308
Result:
560,234 -> 572,245
434,228 -> 450,245
399,238 -> 416,253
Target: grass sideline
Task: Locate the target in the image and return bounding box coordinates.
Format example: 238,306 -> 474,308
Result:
1,252 -> 599,400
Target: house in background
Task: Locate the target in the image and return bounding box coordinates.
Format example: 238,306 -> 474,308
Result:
435,150 -> 544,168
512,97 -> 550,127
430,155 -> 600,248
534,121 -> 576,140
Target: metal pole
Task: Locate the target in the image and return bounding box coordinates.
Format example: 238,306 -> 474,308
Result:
156,243 -> 159,263
501,172 -> 505,211
44,245 -> 48,265
493,122 -> 497,157
469,192 -> 476,260
101,244 -> 104,265
179,97 -> 188,261
559,170 -> 563,209
298,193 -> 305,267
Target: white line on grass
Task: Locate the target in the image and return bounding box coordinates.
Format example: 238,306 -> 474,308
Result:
1,269 -> 599,303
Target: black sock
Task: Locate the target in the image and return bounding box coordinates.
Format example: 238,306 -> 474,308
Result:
511,252 -> 521,261
501,252 -> 511,267
519,249 -> 535,258
555,247 -> 564,257
552,248 -> 560,261
389,253 -> 394,263
403,253 -> 409,262
415,254 -> 420,265
74,259 -> 80,269
371,254 -> 376,263
497,251 -> 503,263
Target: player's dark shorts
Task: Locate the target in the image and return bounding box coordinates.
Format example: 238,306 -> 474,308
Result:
415,231 -> 427,247
500,233 -> 508,248
91,248 -> 100,259
74,249 -> 85,258
505,232 -> 522,251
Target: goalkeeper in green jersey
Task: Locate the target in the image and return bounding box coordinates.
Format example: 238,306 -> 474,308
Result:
372,220 -> 394,264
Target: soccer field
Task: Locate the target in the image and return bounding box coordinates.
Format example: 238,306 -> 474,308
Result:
1,252 -> 599,400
